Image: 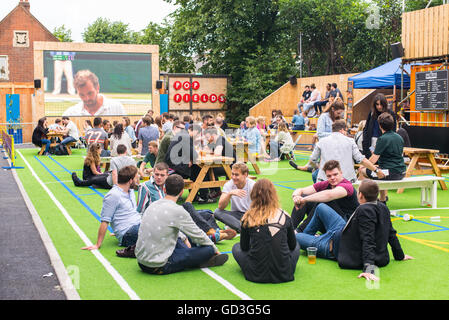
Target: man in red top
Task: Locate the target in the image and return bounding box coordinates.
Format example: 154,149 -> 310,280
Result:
291,160 -> 359,232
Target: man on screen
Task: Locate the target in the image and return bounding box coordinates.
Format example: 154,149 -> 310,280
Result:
62,69 -> 126,116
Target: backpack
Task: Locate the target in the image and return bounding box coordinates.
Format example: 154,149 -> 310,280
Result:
54,144 -> 69,156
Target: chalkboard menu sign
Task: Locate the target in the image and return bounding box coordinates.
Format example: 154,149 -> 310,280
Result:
415,70 -> 448,110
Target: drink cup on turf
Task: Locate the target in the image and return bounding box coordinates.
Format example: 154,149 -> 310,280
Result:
307,247 -> 317,264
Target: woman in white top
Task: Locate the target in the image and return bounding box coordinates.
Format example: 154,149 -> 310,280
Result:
267,122 -> 295,161
109,123 -> 132,157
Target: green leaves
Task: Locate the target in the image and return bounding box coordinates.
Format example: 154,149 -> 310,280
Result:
53,25 -> 73,42
82,18 -> 136,44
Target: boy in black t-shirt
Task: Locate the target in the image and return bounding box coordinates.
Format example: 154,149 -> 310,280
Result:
358,112 -> 406,204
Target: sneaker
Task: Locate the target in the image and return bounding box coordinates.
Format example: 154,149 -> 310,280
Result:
196,196 -> 216,204
116,245 -> 136,258
289,160 -> 299,170
199,253 -> 229,268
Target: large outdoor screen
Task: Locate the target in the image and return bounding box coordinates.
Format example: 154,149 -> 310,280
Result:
43,50 -> 152,117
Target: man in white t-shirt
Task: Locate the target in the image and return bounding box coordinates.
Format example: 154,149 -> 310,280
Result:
214,162 -> 255,233
59,116 -> 79,146
62,69 -> 126,116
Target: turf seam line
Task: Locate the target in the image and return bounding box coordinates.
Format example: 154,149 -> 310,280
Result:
18,151 -> 140,300
34,156 -> 114,233
48,156 -> 106,199
12,151 -> 81,300
201,268 -> 253,300
399,229 -> 449,235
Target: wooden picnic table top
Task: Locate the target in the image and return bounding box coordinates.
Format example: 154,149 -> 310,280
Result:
403,147 -> 440,154
195,155 -> 235,165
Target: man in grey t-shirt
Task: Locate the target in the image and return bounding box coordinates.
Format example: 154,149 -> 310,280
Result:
214,162 -> 255,233
136,174 -> 228,274
107,145 -> 137,187
85,117 -> 110,157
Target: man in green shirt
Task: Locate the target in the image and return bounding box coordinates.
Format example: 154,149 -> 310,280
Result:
358,112 -> 406,204
138,140 -> 158,177
155,120 -> 185,165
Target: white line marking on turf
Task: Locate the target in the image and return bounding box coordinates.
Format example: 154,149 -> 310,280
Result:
201,268 -> 252,300
17,150 -> 140,300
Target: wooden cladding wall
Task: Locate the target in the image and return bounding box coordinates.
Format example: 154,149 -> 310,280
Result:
0,82 -> 35,143
402,4 -> 449,60
249,73 -> 372,123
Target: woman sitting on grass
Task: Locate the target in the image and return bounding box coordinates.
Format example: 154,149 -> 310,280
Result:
71,143 -> 111,189
232,179 -> 300,283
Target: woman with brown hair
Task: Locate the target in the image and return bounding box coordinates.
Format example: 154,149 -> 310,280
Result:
362,93 -> 397,158
110,123 -> 132,157
232,179 -> 300,283
71,143 -> 111,189
153,115 -> 164,138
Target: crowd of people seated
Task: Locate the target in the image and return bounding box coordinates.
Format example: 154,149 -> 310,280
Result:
31,98 -> 414,284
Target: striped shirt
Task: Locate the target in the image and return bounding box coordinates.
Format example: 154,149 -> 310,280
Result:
136,176 -> 165,213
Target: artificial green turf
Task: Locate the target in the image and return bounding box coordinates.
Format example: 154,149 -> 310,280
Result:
14,147 -> 449,300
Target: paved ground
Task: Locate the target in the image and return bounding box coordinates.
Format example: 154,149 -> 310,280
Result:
0,147 -> 66,300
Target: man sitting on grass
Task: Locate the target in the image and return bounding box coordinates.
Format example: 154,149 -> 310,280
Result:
136,162 -> 236,245
138,140 -> 158,177
214,162 -> 255,233
291,160 -> 359,232
295,179 -> 414,281
135,174 -> 229,275
81,165 -> 141,252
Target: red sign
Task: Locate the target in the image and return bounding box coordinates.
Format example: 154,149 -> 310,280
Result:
183,81 -> 191,90
218,94 -> 226,103
192,93 -> 200,102
174,93 -> 182,103
192,81 -> 200,90
209,94 -> 218,103
173,81 -> 182,90
200,94 -> 209,103
183,94 -> 191,103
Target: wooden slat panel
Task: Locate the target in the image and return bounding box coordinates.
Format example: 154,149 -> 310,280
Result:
403,4 -> 449,59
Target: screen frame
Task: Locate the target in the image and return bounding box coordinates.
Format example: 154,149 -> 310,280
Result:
33,41 -> 159,124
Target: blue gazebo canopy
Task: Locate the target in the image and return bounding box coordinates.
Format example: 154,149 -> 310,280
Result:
348,58 -> 413,89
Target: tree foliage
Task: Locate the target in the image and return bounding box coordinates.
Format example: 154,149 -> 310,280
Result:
80,0 -> 443,122
53,25 -> 73,42
82,18 -> 137,44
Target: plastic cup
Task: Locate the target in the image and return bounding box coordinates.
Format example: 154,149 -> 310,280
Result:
307,247 -> 317,264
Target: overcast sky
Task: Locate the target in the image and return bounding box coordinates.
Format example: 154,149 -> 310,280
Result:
0,0 -> 178,42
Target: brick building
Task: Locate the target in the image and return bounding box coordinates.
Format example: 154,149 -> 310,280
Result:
0,0 -> 59,82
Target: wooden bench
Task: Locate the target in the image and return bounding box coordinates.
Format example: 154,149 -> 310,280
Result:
353,176 -> 446,209
66,142 -> 77,155
183,175 -> 257,190
39,141 -> 77,156
38,142 -> 58,155
413,162 -> 449,174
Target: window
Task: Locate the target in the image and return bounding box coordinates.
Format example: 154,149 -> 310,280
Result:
0,55 -> 9,80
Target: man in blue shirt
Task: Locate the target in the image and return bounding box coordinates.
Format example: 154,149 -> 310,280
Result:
138,116 -> 159,155
81,166 -> 141,252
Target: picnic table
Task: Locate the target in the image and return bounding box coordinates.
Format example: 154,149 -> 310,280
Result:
39,131 -> 76,155
400,147 -> 447,193
184,155 -> 234,203
228,139 -> 261,174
